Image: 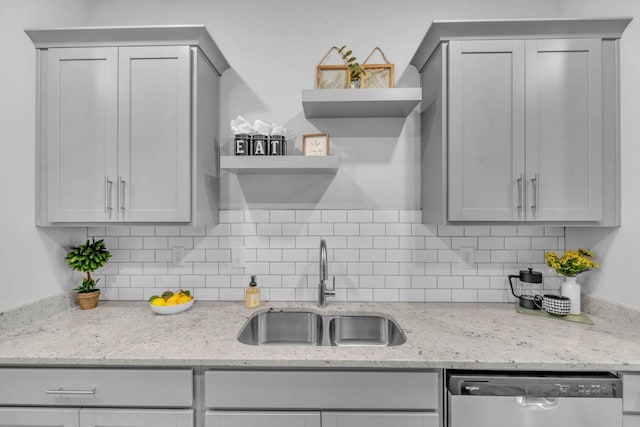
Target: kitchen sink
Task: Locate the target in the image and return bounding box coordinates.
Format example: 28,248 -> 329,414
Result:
237,309 -> 406,346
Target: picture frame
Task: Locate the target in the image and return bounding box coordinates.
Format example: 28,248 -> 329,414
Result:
361,47 -> 395,88
302,133 -> 330,156
317,65 -> 349,89
362,64 -> 395,88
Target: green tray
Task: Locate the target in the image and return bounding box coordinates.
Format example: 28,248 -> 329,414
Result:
516,304 -> 593,325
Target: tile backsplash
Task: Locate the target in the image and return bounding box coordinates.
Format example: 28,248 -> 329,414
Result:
88,210 -> 565,303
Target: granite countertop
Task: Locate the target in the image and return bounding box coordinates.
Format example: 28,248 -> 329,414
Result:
0,301 -> 639,370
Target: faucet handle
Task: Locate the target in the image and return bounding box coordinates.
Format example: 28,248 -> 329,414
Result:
326,276 -> 336,296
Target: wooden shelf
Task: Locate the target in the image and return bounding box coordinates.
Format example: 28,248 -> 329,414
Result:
301,88 -> 421,118
220,155 -> 340,174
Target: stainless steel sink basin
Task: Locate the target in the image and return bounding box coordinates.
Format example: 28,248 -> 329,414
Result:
329,315 -> 406,346
237,309 -> 406,346
237,310 -> 322,346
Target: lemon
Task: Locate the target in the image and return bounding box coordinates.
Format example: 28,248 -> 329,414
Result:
151,298 -> 166,306
165,293 -> 181,305
177,295 -> 192,304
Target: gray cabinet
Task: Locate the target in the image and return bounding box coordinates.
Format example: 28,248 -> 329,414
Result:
205,411 -> 320,427
623,373 -> 640,426
204,370 -> 442,427
322,412 -> 439,427
412,18 -> 630,225
26,26 -> 229,226
0,368 -> 194,427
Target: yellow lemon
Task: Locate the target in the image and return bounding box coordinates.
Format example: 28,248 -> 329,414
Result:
150,298 -> 166,307
165,293 -> 180,304
177,295 -> 192,304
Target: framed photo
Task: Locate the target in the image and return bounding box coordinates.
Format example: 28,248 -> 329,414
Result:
317,65 -> 349,89
302,133 -> 330,156
362,64 -> 395,88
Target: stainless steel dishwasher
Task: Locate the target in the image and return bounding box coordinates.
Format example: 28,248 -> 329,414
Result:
447,370 -> 622,427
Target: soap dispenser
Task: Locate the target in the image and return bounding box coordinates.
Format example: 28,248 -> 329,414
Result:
245,275 -> 260,309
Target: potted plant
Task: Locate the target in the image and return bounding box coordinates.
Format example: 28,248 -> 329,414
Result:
544,248 -> 599,315
66,238 -> 112,310
338,45 -> 366,88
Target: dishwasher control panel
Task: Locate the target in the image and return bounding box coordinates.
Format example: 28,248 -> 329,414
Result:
448,370 -> 622,398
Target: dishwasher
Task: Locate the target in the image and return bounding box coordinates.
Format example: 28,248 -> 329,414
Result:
447,370 -> 622,427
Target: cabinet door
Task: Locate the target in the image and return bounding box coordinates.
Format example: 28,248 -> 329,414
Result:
46,47 -> 118,222
322,411 -> 439,427
0,408 -> 78,427
448,40 -> 526,221
624,415 -> 640,427
525,38 -> 603,221
80,409 -> 192,427
205,411 -> 320,427
118,46 -> 191,222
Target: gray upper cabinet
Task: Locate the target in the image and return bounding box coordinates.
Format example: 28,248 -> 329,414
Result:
26,26 -> 229,226
411,18 -> 631,225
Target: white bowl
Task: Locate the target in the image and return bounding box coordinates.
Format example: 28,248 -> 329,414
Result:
149,298 -> 194,315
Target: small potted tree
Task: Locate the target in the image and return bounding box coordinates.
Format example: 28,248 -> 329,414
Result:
338,45 -> 366,88
66,238 -> 112,310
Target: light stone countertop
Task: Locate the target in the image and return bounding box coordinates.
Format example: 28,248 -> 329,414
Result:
0,301 -> 638,370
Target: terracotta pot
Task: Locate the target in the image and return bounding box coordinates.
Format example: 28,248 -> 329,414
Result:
76,289 -> 101,310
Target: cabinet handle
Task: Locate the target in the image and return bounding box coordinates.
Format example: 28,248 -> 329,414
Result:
531,174 -> 538,211
119,176 -> 126,211
105,177 -> 113,212
516,174 -> 524,211
46,387 -> 96,395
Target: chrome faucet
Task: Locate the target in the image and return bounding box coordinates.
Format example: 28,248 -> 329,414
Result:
318,239 -> 335,307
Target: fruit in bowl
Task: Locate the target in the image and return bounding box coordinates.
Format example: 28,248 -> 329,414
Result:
148,290 -> 194,315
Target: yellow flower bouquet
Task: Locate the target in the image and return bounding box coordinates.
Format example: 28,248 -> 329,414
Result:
544,248 -> 599,277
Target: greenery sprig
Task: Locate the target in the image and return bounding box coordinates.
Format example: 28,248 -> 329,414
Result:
66,238 -> 112,293
545,248 -> 599,277
338,45 -> 366,82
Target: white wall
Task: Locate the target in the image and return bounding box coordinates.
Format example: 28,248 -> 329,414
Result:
0,1 -> 88,312
562,0 -> 640,310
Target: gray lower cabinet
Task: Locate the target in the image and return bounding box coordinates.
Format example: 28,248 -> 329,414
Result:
623,373 -> 640,426
205,411 -> 320,427
322,411 -> 438,427
0,368 -> 194,427
205,411 -> 437,427
0,408 -> 193,427
204,370 -> 442,427
0,408 -> 78,427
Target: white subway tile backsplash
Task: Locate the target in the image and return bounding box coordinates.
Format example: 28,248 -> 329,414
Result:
257,223 -> 282,236
438,276 -> 463,289
219,210 -> 244,223
374,210 -> 399,223
308,223 -> 333,236
155,226 -> 180,236
90,210 -> 563,303
322,210 -> 347,223
245,209 -> 270,223
399,210 -> 422,223
106,226 -> 131,236
296,209 -> 322,223
348,210 -> 373,223
271,210 -> 295,223
386,223 -> 412,236
360,223 -> 386,236
334,223 -> 359,236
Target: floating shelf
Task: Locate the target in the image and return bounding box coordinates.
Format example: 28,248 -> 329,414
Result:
220,155 -> 340,174
301,88 -> 421,118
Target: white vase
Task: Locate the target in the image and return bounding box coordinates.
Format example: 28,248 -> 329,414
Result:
560,275 -> 581,315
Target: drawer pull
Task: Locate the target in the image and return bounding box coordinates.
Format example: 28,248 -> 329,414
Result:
46,387 -> 96,395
